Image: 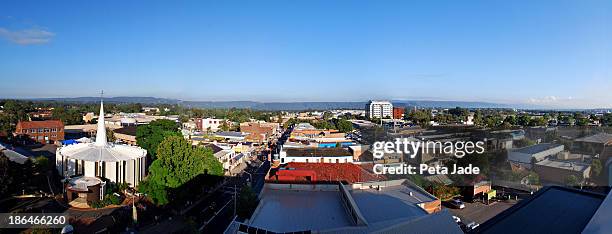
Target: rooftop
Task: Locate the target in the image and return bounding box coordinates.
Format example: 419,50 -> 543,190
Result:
349,186 -> 429,223
244,181 -> 459,233
202,143 -> 224,154
249,189 -> 353,232
114,126 -> 137,136
512,143 -> 563,155
285,148 -> 352,157
535,158 -> 590,172
294,122 -> 316,130
272,162 -> 382,183
215,131 -> 246,138
58,142 -> 147,162
574,133 -> 612,144
17,120 -> 64,129
476,186 -> 607,234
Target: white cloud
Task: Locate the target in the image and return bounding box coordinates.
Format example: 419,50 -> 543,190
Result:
0,27 -> 55,45
527,96 -> 559,103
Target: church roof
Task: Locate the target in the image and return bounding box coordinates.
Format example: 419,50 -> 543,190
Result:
58,142 -> 146,162
57,99 -> 147,162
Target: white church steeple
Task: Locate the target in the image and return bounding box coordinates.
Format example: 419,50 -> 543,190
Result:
95,91 -> 107,146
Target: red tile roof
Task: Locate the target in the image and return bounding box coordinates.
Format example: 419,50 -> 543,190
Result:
271,162 -> 383,184
16,120 -> 64,129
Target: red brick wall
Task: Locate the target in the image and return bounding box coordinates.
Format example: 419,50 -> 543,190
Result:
15,120 -> 65,144
393,107 -> 405,119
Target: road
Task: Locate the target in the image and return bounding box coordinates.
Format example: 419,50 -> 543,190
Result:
189,159 -> 270,234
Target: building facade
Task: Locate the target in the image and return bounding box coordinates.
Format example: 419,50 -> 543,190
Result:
15,120 -> 65,144
279,148 -> 354,164
365,100 -> 393,119
196,118 -> 224,132
393,107 -> 405,119
240,121 -> 280,143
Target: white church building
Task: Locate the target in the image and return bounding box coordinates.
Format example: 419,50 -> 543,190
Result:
56,100 -> 147,204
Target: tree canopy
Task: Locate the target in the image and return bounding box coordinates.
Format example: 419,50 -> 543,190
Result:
136,119 -> 181,160
138,136 -> 223,205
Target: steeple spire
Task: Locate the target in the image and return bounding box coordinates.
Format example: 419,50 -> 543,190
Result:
95,90 -> 107,146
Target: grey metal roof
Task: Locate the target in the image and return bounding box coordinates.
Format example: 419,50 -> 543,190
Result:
574,133 -> 612,144
350,187 -> 427,223
535,159 -> 590,172
2,149 -> 29,164
248,189 -> 353,232
476,186 -> 606,234
512,143 -> 563,154
215,131 -> 246,138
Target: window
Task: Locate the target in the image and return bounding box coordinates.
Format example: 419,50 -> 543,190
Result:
44,128 -> 50,132
38,128 -> 43,133
305,159 -> 309,163
30,129 -> 36,133
52,128 -> 57,132
22,129 -> 27,133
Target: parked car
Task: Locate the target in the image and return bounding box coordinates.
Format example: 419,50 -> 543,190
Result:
467,222 -> 480,230
452,215 -> 461,223
448,199 -> 465,209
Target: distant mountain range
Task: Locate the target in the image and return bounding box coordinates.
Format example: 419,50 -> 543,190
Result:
27,96 -> 528,110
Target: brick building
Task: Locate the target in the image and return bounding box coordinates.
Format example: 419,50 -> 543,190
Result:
393,107 -> 405,119
15,120 -> 65,144
239,122 -> 279,143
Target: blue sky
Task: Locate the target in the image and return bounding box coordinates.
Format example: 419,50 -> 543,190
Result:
0,0 -> 610,108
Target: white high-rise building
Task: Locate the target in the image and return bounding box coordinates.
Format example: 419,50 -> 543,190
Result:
365,100 -> 393,119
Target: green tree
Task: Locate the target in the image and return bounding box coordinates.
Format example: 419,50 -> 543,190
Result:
504,115 -> 517,126
527,172 -> 540,185
106,128 -> 116,142
407,109 -> 431,127
528,117 -> 547,126
591,158 -> 602,177
515,138 -> 535,148
565,175 -> 579,186
517,115 -> 531,126
473,110 -> 484,126
139,136 -> 223,205
484,114 -> 503,128
602,113 -> 612,126
136,119 -> 181,160
220,121 -> 230,131
335,119 -> 353,133
322,111 -> 333,120
237,186 -> 260,218
52,106 -> 84,125
0,154 -> 12,197
34,156 -> 49,172
449,107 -> 469,121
